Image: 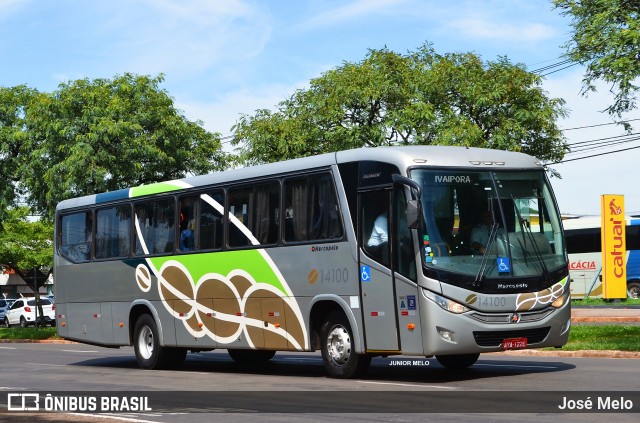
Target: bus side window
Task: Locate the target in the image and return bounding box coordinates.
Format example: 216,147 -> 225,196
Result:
228,183 -> 280,248
179,196 -> 198,251
361,190 -> 390,267
60,211 -> 92,263
394,189 -> 416,280
96,205 -> 131,259
199,191 -> 224,250
284,173 -> 342,243
134,199 -> 175,255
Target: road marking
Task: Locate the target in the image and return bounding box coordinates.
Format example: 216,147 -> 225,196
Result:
73,413 -> 160,423
359,381 -> 456,390
61,349 -> 99,353
475,363 -> 558,369
0,346 -> 16,349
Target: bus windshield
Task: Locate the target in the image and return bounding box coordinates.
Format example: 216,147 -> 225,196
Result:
412,169 -> 567,283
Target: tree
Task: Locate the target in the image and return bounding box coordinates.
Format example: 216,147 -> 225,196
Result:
232,43 -> 568,166
0,85 -> 38,218
0,206 -> 53,272
553,0 -> 640,118
21,73 -> 228,219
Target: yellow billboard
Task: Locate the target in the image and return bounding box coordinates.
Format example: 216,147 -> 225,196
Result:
600,195 -> 626,299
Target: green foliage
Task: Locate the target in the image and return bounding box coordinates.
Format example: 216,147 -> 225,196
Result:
0,327 -> 58,340
232,43 -> 568,165
21,73 -> 228,219
0,207 -> 53,270
0,85 -> 38,214
562,325 -> 640,352
574,297 -> 640,306
554,0 -> 640,117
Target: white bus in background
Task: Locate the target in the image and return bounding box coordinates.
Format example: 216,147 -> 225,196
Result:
563,215 -> 640,299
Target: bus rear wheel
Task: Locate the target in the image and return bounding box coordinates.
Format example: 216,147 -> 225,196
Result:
628,282 -> 640,299
133,314 -> 186,370
320,311 -> 371,378
435,353 -> 480,370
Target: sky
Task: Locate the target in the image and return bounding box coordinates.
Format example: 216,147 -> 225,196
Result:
1,0 -> 639,216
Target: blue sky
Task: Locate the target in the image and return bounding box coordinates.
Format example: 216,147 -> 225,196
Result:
2,0 -> 639,215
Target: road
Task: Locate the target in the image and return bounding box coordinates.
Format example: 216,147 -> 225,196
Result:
0,343 -> 638,422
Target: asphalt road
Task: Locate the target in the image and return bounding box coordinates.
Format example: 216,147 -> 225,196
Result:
0,343 -> 639,423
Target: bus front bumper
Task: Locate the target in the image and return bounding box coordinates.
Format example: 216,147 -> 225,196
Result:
420,297 -> 571,356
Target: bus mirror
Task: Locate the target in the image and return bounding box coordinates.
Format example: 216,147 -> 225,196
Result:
407,200 -> 421,229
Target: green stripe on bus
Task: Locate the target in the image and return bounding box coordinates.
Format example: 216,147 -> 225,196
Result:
149,249 -> 286,294
131,182 -> 183,197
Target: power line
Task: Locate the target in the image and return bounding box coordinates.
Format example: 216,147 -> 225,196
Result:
566,132 -> 640,147
530,59 -> 573,74
539,62 -> 579,77
561,118 -> 640,131
567,136 -> 640,155
548,144 -> 640,164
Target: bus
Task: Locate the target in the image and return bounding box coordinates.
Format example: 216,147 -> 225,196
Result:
54,146 -> 571,378
563,215 -> 640,299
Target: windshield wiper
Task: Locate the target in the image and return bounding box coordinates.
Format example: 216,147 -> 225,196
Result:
511,195 -> 551,283
472,222 -> 499,288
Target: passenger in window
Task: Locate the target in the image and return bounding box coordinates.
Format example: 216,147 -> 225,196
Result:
367,211 -> 390,264
368,212 -> 388,247
471,210 -> 501,254
180,221 -> 195,251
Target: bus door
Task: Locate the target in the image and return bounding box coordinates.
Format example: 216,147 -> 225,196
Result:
358,189 -> 400,352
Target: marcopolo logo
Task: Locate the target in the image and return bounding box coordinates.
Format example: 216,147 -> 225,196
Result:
311,245 -> 338,252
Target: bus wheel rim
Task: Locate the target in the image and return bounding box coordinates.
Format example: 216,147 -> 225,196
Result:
327,326 -> 351,365
138,326 -> 154,360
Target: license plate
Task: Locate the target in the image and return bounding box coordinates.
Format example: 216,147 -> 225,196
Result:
502,337 -> 527,350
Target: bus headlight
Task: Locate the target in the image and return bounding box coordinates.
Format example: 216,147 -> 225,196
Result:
551,288 -> 570,309
422,289 -> 469,314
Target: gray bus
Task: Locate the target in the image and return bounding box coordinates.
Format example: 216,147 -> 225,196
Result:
54,146 -> 571,378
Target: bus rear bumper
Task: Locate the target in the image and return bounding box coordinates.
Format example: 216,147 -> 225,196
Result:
421,301 -> 571,356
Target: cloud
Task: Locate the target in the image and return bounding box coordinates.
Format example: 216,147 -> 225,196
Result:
86,0 -> 273,79
0,0 -> 24,18
176,81 -> 305,137
294,0 -> 410,31
449,18 -> 557,42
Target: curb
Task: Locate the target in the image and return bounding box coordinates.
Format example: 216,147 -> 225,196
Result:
572,317 -> 640,323
494,349 -> 640,359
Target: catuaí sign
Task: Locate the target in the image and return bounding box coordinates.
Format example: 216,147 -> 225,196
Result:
601,194 -> 627,299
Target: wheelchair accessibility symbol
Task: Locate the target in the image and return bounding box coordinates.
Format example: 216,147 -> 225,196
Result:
497,257 -> 511,273
360,265 -> 371,282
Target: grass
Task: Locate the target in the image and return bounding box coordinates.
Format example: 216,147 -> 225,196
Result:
557,325 -> 640,352
572,297 -> 640,306
0,327 -> 59,340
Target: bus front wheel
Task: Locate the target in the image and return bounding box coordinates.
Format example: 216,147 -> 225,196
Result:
628,282 -> 640,299
133,314 -> 186,370
435,353 -> 480,370
320,311 -> 371,378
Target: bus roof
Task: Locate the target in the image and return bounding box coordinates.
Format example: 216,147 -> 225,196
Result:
562,214 -> 640,230
56,145 -> 543,211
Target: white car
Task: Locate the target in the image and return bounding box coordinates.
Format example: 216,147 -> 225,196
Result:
0,299 -> 7,320
4,297 -> 56,327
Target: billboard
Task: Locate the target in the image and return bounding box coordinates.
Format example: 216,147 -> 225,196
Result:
600,195 -> 627,299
